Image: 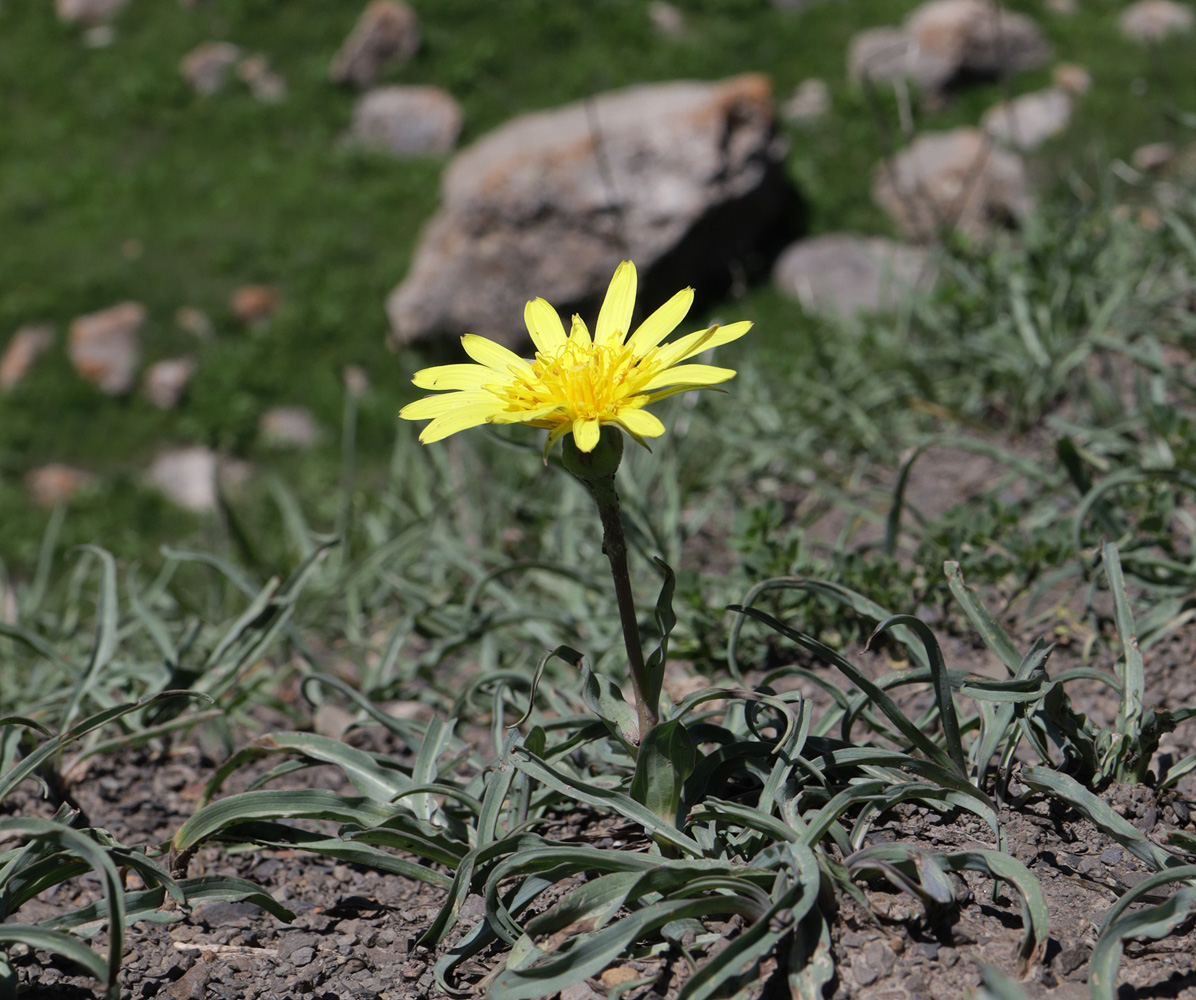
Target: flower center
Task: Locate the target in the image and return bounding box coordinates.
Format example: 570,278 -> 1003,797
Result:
497,338 -> 656,420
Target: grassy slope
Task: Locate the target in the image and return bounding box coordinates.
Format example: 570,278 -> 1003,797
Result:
1,0 -> 1193,569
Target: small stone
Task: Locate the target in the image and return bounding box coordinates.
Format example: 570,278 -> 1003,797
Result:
911,942 -> 939,961
238,53 -> 287,102
231,284 -> 282,325
343,364 -> 370,397
160,962 -> 210,1000
314,704 -> 356,739
1052,63 -> 1092,95
864,940 -> 896,977
0,323 -> 54,390
1119,0 -> 1193,41
852,961 -> 879,986
25,464 -> 97,508
176,306 -> 215,340
781,78 -> 831,125
68,301 -> 144,394
347,86 -> 463,158
560,983 -> 603,1000
260,406 -> 321,449
1099,846 -> 1123,865
599,967 -> 641,988
82,24 -> 115,47
1056,944 -> 1090,977
330,0 -> 421,87
181,42 -> 241,96
143,356 -> 197,409
648,1 -> 686,39
55,0 -> 127,25
288,946 -> 315,968
147,446 -> 219,513
982,87 -> 1072,150
773,233 -> 933,317
939,946 -> 959,968
1132,141 -> 1175,172
872,127 -> 1033,241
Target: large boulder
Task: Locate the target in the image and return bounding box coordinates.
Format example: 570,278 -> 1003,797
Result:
773,234 -> 934,318
387,74 -> 787,348
849,0 -> 1051,93
872,128 -> 1033,241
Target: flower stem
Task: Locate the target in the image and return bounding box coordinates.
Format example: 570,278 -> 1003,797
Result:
562,429 -> 658,743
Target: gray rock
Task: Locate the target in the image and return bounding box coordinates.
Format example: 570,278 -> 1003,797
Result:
181,42 -> 241,96
387,74 -> 786,348
330,0 -> 421,87
0,323 -> 54,391
773,233 -> 933,317
849,0 -> 1051,93
872,127 -> 1033,241
348,86 -> 462,157
982,87 -> 1072,150
55,0 -> 127,24
68,301 -> 144,394
781,78 -> 831,124
1119,0 -> 1193,41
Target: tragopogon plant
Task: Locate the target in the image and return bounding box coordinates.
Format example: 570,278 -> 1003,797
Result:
400,260 -> 750,742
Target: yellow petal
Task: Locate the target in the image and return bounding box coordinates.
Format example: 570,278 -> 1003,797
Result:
627,287 -> 693,355
570,314 -> 591,345
656,321 -> 752,368
461,334 -> 533,375
419,400 -> 503,443
615,406 -> 665,438
524,298 -> 568,354
641,364 -> 736,392
595,260 -> 637,345
412,364 -> 495,391
572,416 -> 601,452
399,390 -> 494,421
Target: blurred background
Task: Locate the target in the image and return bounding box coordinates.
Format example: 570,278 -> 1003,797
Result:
2,0 -> 1194,574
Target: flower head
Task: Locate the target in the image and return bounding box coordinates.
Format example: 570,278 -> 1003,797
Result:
399,261 -> 751,456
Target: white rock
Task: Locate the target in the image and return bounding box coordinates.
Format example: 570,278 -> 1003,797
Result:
180,42 -> 241,96
0,324 -> 54,391
238,53 -> 288,103
260,407 -> 321,448
348,86 -> 463,157
1132,141 -> 1175,172
982,87 -> 1072,150
55,0 -> 127,25
1052,63 -> 1092,96
782,78 -> 831,124
143,357 -> 197,409
68,301 -> 144,395
773,234 -> 934,317
872,127 -> 1033,241
148,447 -> 219,513
648,1 -> 686,39
1119,0 -> 1193,41
330,0 -> 421,87
176,306 -> 215,340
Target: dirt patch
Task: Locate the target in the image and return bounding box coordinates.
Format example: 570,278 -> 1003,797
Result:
5,620 -> 1196,999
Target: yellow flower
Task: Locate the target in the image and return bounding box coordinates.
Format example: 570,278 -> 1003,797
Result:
399,261 -> 751,455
